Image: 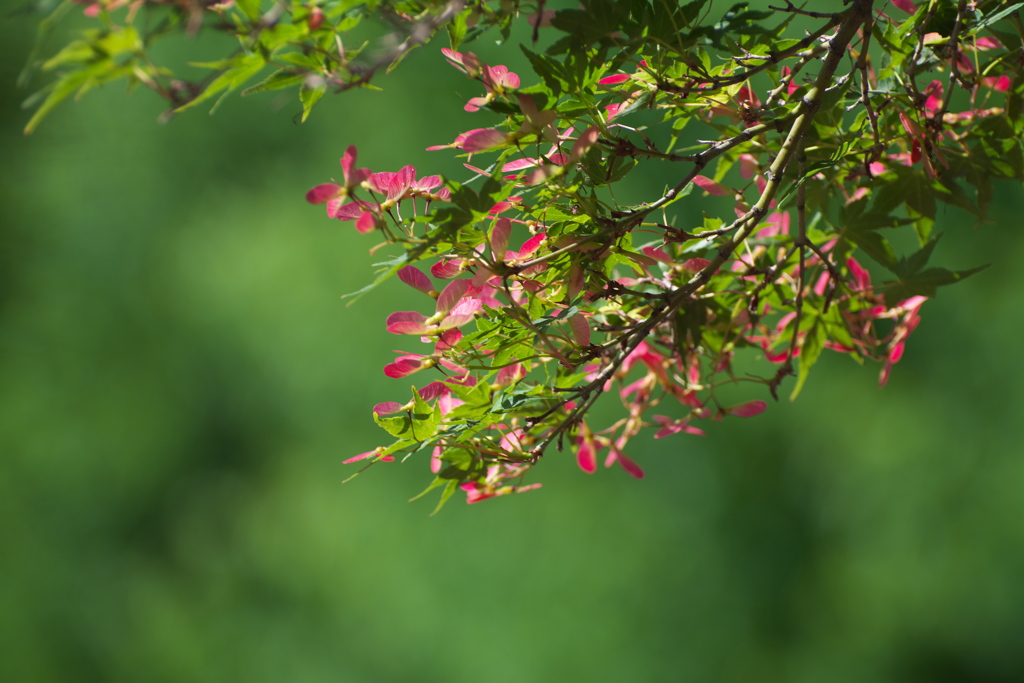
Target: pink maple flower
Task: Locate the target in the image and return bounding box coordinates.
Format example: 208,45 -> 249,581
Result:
619,341 -> 670,385
891,0 -> 916,12
465,65 -> 520,111
385,279 -> 482,335
461,480 -> 542,504
441,48 -> 482,77
653,415 -> 707,438
306,145 -> 372,218
460,463 -> 541,503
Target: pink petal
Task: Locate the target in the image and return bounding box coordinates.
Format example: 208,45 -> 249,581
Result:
373,402 -> 405,416
569,126 -> 600,162
489,197 -> 521,214
491,218 -> 512,260
847,257 -> 872,290
682,258 -> 711,273
385,311 -> 430,335
436,279 -> 471,314
599,74 -> 631,85
388,165 -> 416,201
465,96 -> 491,112
641,246 -> 673,264
435,329 -> 463,352
354,211 -> 378,233
414,175 -> 442,192
729,400 -> 767,418
340,146 -> 358,183
431,259 -> 464,279
418,381 -> 451,401
517,233 -> 547,259
495,362 -> 525,385
482,65 -> 506,89
383,355 -> 429,378
330,200 -> 364,220
368,171 -> 395,195
612,449 -> 645,479
398,265 -> 435,295
306,183 -> 341,204
576,440 -> 596,473
439,298 -> 482,329
891,0 -> 916,12
568,312 -> 591,346
739,154 -> 759,179
692,175 -> 731,196
502,157 -> 541,171
758,211 -> 790,238
461,128 -> 508,153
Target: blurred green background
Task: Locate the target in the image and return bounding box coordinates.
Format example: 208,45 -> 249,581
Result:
3,7 -> 1024,683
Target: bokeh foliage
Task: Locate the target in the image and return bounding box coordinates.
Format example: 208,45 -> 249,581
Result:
3,3 -> 1024,681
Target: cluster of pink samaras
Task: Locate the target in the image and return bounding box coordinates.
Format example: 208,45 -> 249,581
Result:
305,32 -> 976,503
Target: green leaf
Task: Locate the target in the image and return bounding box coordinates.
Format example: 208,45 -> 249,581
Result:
241,70 -> 305,96
447,8 -> 469,51
410,387 -> 442,441
176,53 -> 266,114
790,313 -> 825,401
374,411 -> 414,439
299,85 -> 326,122
23,70 -> 89,135
882,264 -> 991,307
974,2 -> 1024,30
841,216 -> 899,274
236,0 -> 263,22
431,480 -> 460,516
872,166 -> 936,219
